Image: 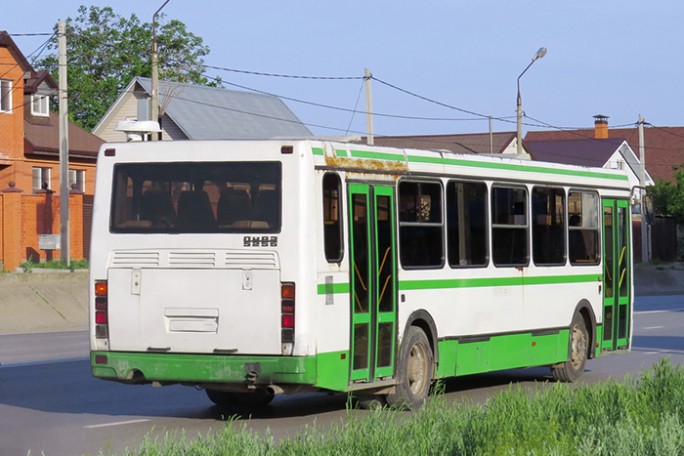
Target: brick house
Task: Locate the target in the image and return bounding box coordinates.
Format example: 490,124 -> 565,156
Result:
0,31 -> 103,270
525,115 -> 682,184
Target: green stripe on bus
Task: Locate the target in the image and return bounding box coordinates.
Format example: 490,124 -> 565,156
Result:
349,149 -> 406,161
318,274 -> 598,294
317,282 -> 351,295
399,274 -> 599,291
312,145 -> 627,181
410,155 -> 628,181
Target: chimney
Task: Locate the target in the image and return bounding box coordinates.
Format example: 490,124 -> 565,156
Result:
593,114 -> 609,139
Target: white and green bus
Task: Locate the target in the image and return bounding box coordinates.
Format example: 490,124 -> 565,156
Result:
89,139 -> 633,409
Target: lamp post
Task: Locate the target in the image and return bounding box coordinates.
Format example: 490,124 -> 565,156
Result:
151,0 -> 171,141
516,47 -> 547,158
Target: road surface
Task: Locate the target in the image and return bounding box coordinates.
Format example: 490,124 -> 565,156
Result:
1,294 -> 682,455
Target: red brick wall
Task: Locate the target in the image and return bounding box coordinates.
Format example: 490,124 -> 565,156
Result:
0,47 -> 25,161
1,190 -> 85,270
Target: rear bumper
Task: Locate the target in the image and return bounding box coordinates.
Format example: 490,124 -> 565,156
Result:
91,351 -> 316,386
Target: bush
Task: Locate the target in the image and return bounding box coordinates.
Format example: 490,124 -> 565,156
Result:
20,258 -> 88,272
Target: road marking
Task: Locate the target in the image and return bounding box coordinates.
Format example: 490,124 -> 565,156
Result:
642,325 -> 665,330
85,419 -> 151,429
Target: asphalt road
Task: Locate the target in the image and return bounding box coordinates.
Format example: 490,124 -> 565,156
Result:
1,294 -> 683,456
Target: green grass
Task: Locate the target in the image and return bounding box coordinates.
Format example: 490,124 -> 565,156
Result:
115,359 -> 684,456
19,258 -> 88,271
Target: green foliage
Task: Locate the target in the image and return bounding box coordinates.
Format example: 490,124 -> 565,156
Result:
20,258 -> 88,272
647,167 -> 684,220
116,359 -> 684,456
35,5 -> 219,130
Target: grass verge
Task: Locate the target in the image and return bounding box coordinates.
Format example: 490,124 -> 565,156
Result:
117,358 -> 684,455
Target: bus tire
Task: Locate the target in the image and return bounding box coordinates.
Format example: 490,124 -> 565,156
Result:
386,326 -> 434,410
206,388 -> 274,407
552,313 -> 589,382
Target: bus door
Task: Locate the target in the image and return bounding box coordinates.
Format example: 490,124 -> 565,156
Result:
601,198 -> 631,351
348,183 -> 397,383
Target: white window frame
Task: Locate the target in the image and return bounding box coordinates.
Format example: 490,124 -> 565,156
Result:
31,94 -> 50,117
32,167 -> 51,191
69,169 -> 85,192
0,79 -> 12,113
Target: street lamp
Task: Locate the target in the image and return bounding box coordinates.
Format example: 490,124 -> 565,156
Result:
516,47 -> 547,158
151,0 -> 171,141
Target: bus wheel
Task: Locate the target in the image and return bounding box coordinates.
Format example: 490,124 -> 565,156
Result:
206,388 -> 274,407
386,326 -> 434,410
355,395 -> 386,410
552,313 -> 589,382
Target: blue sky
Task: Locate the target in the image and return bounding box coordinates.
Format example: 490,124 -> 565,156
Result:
4,1 -> 684,137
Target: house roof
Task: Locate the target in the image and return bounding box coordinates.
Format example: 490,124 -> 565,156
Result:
132,77 -> 312,140
363,132 -> 517,154
24,112 -> 104,159
525,138 -> 627,168
526,126 -> 684,183
0,31 -> 57,93
0,31 -> 32,73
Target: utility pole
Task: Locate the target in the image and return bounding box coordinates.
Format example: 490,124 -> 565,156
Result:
364,68 -> 374,145
58,20 -> 70,266
639,114 -> 649,263
489,116 -> 493,154
151,0 -> 171,141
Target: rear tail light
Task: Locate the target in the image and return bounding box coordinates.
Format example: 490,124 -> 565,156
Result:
281,282 -> 295,354
94,280 -> 109,339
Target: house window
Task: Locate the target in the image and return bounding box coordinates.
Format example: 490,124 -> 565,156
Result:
0,80 -> 11,112
137,96 -> 150,122
32,167 -> 51,191
31,94 -> 49,116
69,169 -> 85,192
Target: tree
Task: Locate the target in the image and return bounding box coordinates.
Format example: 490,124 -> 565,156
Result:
647,167 -> 684,220
36,5 -> 220,130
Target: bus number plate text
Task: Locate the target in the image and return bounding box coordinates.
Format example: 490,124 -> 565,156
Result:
243,236 -> 278,247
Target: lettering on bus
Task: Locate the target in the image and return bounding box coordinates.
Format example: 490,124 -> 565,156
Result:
243,236 -> 278,247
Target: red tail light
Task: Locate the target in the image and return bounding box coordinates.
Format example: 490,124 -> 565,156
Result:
281,282 -> 295,344
94,280 -> 108,339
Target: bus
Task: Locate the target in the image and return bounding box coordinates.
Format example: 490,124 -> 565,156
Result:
89,139 -> 633,409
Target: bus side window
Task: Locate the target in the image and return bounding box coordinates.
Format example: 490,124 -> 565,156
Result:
399,180 -> 444,268
323,173 -> 343,262
491,186 -> 529,266
446,180 -> 488,267
532,187 -> 565,265
568,191 -> 600,265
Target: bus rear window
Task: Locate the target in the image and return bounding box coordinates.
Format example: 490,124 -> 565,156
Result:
110,162 -> 282,233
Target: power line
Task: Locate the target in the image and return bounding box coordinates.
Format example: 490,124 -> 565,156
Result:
205,64 -> 364,80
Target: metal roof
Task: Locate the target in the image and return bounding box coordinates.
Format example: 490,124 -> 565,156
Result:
135,77 -> 312,140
